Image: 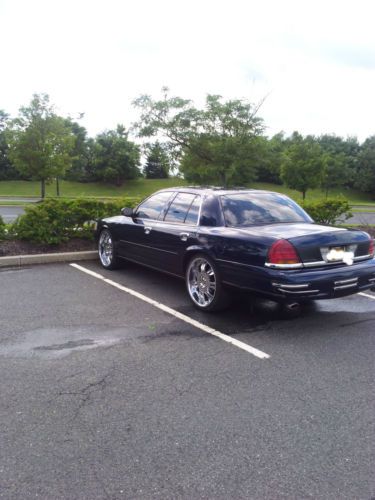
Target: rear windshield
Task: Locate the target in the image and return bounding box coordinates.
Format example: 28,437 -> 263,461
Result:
220,193 -> 311,227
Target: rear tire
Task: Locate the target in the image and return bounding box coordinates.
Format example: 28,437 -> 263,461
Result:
185,254 -> 230,311
98,229 -> 120,270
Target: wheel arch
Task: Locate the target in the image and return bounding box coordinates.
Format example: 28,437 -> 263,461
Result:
182,246 -> 217,274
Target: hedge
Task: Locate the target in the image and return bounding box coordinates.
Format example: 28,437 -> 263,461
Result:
302,198 -> 352,225
0,215 -> 5,240
11,197 -> 141,244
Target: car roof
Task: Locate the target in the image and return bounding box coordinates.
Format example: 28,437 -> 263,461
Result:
154,186 -> 282,196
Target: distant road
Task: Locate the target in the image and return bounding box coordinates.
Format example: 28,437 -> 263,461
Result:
0,206 -> 25,222
0,199 -> 374,225
0,197 -> 40,203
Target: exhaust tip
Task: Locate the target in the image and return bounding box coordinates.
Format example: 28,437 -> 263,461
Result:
280,301 -> 302,319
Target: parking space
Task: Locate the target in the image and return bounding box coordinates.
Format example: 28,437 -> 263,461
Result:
0,261 -> 374,499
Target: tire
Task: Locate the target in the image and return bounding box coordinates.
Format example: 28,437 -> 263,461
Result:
98,229 -> 120,270
185,254 -> 230,311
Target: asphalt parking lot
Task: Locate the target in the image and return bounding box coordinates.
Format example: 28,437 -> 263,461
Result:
0,260 -> 374,499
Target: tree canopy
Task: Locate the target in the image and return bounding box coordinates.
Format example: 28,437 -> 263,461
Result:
281,133 -> 324,199
6,94 -> 75,197
133,89 -> 264,187
92,125 -> 140,185
144,142 -> 170,179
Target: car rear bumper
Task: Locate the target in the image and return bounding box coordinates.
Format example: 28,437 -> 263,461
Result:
266,258 -> 375,300
221,258 -> 375,301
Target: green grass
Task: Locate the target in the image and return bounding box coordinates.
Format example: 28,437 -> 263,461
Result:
251,182 -> 375,205
0,178 -> 374,205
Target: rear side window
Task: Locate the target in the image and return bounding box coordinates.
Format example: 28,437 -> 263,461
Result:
184,196 -> 201,225
164,193 -> 198,224
221,193 -> 311,227
136,192 -> 173,220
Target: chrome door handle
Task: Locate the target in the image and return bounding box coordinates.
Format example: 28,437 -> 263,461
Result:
180,232 -> 189,241
144,226 -> 152,234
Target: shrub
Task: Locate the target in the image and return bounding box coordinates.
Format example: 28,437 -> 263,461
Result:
11,197 -> 141,244
0,215 -> 6,240
302,198 -> 352,225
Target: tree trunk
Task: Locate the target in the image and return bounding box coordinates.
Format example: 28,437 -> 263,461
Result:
56,177 -> 60,197
41,179 -> 45,199
221,171 -> 227,188
302,190 -> 306,200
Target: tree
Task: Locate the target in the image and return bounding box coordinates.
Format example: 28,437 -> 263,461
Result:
144,142 -> 170,178
256,133 -> 285,184
321,152 -> 351,197
355,136 -> 375,196
92,125 -> 140,185
6,94 -> 75,198
133,89 -> 265,187
281,133 -> 324,199
0,110 -> 22,181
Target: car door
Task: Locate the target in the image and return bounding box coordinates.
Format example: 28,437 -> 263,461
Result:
145,193 -> 202,275
117,191 -> 175,265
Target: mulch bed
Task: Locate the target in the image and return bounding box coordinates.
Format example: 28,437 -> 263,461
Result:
0,238 -> 96,257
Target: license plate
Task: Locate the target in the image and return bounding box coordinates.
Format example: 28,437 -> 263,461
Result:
326,247 -> 345,261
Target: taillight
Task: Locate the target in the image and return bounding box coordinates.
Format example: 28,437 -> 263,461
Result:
267,239 -> 301,266
369,239 -> 374,257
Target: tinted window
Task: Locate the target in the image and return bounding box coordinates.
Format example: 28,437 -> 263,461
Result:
164,193 -> 196,223
221,193 -> 311,227
136,192 -> 173,220
184,196 -> 201,225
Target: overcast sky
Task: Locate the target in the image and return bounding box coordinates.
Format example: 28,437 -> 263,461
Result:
1,0 -> 374,141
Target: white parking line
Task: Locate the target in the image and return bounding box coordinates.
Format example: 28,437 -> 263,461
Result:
70,263 -> 270,360
359,292 -> 375,300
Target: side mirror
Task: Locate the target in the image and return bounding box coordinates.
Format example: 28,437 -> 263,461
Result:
121,207 -> 134,217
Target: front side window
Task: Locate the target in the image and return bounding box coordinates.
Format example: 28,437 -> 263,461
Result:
136,192 -> 173,220
221,193 -> 311,227
164,193 -> 198,224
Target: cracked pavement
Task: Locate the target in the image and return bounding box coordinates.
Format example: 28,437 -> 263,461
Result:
0,262 -> 374,499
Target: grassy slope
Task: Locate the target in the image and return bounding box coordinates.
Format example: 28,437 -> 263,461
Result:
0,178 -> 374,205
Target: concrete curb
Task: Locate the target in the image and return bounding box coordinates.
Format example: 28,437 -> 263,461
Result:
0,250 -> 98,268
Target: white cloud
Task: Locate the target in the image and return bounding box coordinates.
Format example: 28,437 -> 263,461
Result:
1,0 -> 374,141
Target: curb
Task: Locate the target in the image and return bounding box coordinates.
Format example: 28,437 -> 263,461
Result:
0,250 -> 98,268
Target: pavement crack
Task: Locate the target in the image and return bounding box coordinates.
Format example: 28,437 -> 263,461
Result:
56,371 -> 113,421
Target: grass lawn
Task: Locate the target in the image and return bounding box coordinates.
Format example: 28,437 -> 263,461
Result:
0,178 -> 374,206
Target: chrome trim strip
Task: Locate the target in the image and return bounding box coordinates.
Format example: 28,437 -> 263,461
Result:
265,262 -> 304,269
303,255 -> 372,268
277,289 -> 320,295
334,278 -> 358,285
119,239 -> 178,255
334,283 -> 358,290
272,283 -> 310,289
216,258 -> 254,268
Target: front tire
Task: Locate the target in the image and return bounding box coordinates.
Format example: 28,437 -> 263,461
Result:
185,254 -> 230,311
98,229 -> 120,270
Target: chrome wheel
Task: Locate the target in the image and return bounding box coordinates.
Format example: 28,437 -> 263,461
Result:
99,230 -> 114,267
187,257 -> 217,308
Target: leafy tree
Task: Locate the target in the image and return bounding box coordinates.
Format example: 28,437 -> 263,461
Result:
355,136 -> 375,196
133,89 -> 264,187
256,133 -> 285,184
93,125 -> 140,185
0,110 -> 23,181
321,152 -> 351,197
281,133 -> 324,199
144,142 -> 170,178
317,134 -> 358,190
6,94 -> 75,198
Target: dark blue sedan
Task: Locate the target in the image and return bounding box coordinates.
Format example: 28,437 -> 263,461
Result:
96,187 -> 375,311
